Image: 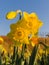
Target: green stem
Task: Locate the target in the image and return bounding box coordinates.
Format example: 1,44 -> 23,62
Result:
29,44 -> 39,65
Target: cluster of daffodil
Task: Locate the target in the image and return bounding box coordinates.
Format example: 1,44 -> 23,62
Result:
0,37 -> 13,54
6,10 -> 43,46
0,37 -> 7,54
1,10 -> 49,65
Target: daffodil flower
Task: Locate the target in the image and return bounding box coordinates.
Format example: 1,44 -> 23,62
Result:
13,27 -> 30,44
6,10 -> 22,20
6,10 -> 43,46
23,12 -> 43,35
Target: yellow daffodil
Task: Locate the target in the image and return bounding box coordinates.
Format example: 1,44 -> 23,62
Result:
23,12 -> 38,22
7,11 -> 43,37
6,10 -> 22,20
13,27 -> 30,44
13,27 -> 25,41
12,11 -> 43,37
6,11 -> 17,20
10,18 -> 28,31
23,12 -> 43,36
6,10 -> 43,46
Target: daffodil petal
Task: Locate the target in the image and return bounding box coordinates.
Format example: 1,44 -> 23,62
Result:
23,12 -> 29,21
29,12 -> 38,19
6,11 -> 17,20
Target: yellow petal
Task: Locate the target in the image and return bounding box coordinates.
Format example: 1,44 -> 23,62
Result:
6,11 -> 17,20
23,12 -> 29,21
29,12 -> 38,19
38,20 -> 43,28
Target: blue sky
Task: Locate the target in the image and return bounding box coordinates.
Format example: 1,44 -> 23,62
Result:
0,0 -> 49,36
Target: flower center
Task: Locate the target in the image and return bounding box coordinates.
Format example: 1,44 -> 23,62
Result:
17,31 -> 22,36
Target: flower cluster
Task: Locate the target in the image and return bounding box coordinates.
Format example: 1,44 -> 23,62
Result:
6,10 -> 43,46
0,10 -> 49,65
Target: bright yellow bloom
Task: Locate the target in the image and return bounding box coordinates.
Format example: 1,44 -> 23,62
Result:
10,12 -> 43,36
23,12 -> 43,35
7,10 -> 43,46
10,18 -> 38,36
10,18 -> 28,31
12,27 -> 30,44
7,11 -> 43,37
6,11 -> 17,20
23,12 -> 38,22
6,10 -> 22,20
13,27 -> 25,41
